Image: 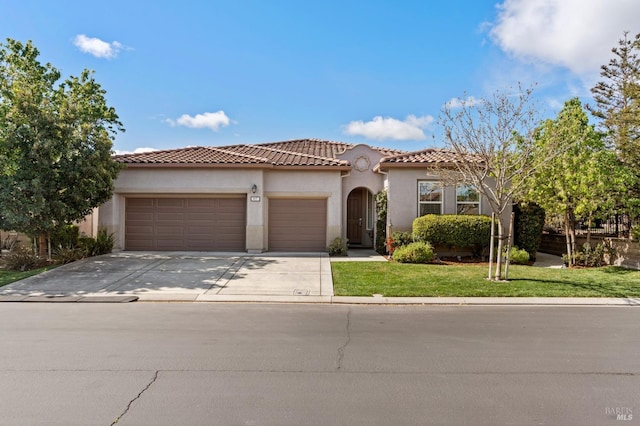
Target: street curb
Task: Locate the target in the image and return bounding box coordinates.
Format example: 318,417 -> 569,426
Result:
166,295 -> 640,306
0,295 -> 139,303
329,296 -> 640,306
2,294 -> 639,306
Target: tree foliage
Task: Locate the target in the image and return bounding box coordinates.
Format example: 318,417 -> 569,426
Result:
589,31 -> 640,169
0,39 -> 123,241
524,98 -> 635,266
513,201 -> 545,261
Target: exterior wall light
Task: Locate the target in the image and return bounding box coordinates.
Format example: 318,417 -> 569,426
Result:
251,184 -> 258,194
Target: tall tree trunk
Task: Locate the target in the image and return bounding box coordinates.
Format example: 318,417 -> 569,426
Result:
504,212 -> 515,280
564,210 -> 573,267
586,212 -> 592,245
565,209 -> 577,267
488,213 -> 495,280
47,232 -> 52,261
494,219 -> 505,280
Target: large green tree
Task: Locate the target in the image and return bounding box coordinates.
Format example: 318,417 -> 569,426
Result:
589,31 -> 640,172
0,39 -> 123,248
525,98 -> 634,266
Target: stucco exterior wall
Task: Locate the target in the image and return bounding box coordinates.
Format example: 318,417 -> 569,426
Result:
337,145 -> 385,246
386,168 -> 506,234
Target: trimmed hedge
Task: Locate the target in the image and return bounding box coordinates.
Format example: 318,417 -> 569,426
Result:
513,202 -> 545,261
392,241 -> 435,263
412,214 -> 492,255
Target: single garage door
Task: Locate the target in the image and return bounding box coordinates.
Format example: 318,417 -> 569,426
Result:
268,199 -> 327,251
125,197 -> 246,251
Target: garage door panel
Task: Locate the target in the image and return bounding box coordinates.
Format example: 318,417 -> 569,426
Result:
155,226 -> 184,236
186,199 -> 216,208
156,213 -> 185,222
126,211 -> 155,221
268,199 -> 326,252
125,197 -> 246,251
156,198 -> 185,208
186,212 -> 215,221
127,198 -> 154,208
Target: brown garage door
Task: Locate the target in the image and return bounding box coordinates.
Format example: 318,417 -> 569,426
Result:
125,197 -> 246,251
268,199 -> 326,251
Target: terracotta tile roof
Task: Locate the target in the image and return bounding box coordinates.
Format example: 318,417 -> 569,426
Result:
113,138 -> 405,168
113,140 -> 351,168
113,139 -> 477,170
256,139 -> 354,159
112,146 -> 268,165
256,138 -> 406,158
377,148 -> 483,167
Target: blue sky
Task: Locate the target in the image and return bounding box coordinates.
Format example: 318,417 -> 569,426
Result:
2,0 -> 639,154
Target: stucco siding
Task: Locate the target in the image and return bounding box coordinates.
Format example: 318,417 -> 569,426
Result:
387,168 -> 507,234
337,145 -> 385,246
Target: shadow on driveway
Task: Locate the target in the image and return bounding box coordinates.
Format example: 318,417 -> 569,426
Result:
0,251 -> 333,301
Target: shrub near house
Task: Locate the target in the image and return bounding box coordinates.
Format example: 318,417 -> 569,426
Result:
412,214 -> 492,257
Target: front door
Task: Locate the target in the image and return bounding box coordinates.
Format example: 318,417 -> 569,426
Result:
347,189 -> 363,245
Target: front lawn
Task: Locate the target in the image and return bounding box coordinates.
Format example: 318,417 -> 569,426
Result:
0,267 -> 51,288
331,262 -> 640,297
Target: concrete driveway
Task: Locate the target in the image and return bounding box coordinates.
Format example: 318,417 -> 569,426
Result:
0,252 -> 334,302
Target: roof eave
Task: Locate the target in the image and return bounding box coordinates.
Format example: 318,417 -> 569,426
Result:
117,163 -> 351,171
375,162 -> 462,171
118,163 -> 273,169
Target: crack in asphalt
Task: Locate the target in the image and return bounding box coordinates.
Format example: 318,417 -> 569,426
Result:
111,370 -> 159,425
336,307 -> 352,371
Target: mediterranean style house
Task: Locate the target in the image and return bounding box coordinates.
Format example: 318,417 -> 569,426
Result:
98,138 -> 498,252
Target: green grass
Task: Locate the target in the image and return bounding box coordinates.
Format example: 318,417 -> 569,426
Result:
0,267 -> 51,288
331,262 -> 640,297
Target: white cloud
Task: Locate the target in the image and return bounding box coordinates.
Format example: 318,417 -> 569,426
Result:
343,114 -> 433,141
74,34 -> 123,59
445,96 -> 483,109
166,111 -> 232,131
489,0 -> 640,75
114,147 -> 158,155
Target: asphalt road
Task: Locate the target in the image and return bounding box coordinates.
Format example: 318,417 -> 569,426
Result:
0,303 -> 638,425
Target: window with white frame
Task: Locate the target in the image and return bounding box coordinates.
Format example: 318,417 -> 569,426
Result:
418,181 -> 442,216
456,184 -> 480,215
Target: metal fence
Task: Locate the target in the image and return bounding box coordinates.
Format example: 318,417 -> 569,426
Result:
575,213 -> 634,238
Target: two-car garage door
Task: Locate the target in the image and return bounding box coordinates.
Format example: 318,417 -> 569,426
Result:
125,196 -> 327,252
125,197 -> 246,251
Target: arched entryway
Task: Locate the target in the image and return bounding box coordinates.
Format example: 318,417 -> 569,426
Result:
346,187 -> 375,248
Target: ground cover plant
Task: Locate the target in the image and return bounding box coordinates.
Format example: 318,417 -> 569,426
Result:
331,262 -> 640,297
0,267 -> 52,288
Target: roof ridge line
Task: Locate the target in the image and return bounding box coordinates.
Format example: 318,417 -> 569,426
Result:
383,147 -> 452,159
253,144 -> 350,164
205,145 -> 272,163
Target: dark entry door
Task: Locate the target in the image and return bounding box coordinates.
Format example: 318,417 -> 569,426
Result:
347,189 -> 363,245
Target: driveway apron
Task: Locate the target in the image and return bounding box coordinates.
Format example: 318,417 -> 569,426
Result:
0,252 -> 333,302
